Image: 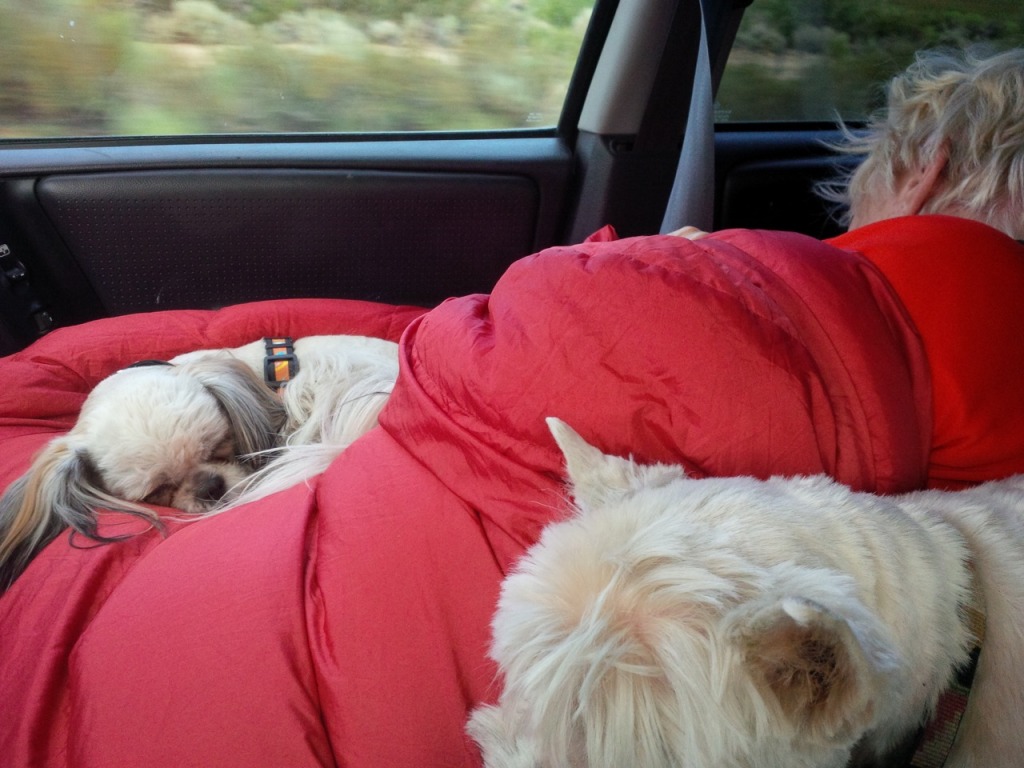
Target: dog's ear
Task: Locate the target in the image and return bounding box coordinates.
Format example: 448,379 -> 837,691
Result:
188,359 -> 288,466
0,459 -> 59,592
546,417 -> 685,510
729,596 -> 894,743
0,437 -> 132,592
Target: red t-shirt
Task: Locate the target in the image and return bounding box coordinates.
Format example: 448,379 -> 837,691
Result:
830,215 -> 1024,488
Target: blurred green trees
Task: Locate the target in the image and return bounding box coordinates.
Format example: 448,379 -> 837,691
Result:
0,0 -> 136,134
719,0 -> 1024,121
0,0 -> 1020,138
0,0 -> 588,136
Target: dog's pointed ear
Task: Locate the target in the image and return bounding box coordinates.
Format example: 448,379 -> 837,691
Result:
729,596 -> 893,743
546,417 -> 686,510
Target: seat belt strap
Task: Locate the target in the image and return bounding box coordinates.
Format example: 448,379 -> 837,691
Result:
660,0 -> 715,234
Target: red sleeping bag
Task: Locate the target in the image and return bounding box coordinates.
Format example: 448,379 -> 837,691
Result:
1,217 -> 1020,767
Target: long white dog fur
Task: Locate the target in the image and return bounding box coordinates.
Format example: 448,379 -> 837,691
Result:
468,418 -> 1024,768
0,335 -> 398,592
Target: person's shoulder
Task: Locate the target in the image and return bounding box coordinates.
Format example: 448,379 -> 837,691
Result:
828,215 -> 1022,262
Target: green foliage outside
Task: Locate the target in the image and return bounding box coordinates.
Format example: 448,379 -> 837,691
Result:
1,0 -> 1021,137
718,0 -> 1024,122
0,0 -> 590,137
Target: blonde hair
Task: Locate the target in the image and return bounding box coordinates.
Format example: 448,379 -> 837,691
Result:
819,47 -> 1024,238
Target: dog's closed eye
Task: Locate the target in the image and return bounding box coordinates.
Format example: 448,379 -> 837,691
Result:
144,482 -> 176,507
209,438 -> 236,464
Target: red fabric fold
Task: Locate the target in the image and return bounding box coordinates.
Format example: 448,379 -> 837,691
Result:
383,229 -> 930,570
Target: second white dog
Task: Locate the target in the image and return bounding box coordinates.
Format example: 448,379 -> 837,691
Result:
469,418 -> 1024,768
0,334 -> 398,592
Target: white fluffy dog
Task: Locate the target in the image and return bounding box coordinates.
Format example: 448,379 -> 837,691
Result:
468,418 -> 1024,768
0,335 -> 398,592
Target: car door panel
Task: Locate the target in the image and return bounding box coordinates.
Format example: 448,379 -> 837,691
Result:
714,129 -> 858,239
35,168 -> 538,313
0,137 -> 573,355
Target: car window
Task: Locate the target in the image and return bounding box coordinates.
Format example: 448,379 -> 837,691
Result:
0,0 -> 594,140
717,0 -> 1023,123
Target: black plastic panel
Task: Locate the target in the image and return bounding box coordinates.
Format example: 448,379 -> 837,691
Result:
718,156 -> 850,239
0,215 -> 60,355
714,128 -> 859,239
36,169 -> 538,312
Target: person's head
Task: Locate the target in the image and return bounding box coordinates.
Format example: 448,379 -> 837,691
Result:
822,47 -> 1024,238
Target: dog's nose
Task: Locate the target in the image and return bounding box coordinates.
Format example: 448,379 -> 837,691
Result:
195,472 -> 227,502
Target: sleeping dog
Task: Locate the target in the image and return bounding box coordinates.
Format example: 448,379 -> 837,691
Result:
0,335 -> 398,592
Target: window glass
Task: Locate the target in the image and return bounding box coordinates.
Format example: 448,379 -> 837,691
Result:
0,0 -> 594,139
717,0 -> 1024,123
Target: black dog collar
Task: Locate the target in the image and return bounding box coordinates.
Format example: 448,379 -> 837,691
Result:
124,340 -> 298,391
263,337 -> 299,390
125,359 -> 174,369
905,561 -> 986,767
